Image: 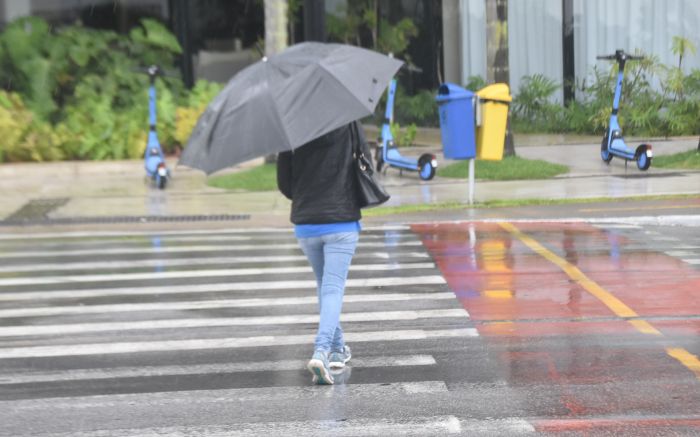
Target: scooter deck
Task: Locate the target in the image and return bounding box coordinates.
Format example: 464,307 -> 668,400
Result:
386,147 -> 419,169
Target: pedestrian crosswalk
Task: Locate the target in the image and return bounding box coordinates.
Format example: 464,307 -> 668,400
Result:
594,222 -> 700,268
0,226 -> 489,436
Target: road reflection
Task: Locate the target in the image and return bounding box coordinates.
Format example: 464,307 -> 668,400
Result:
412,221 -> 700,425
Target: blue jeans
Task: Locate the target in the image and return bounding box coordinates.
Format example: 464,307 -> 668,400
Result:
297,231 -> 359,352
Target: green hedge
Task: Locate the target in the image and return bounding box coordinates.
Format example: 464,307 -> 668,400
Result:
510,40 -> 700,137
2,17 -> 697,163
0,16 -> 221,163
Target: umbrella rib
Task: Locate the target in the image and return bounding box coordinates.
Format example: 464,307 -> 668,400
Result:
264,74 -> 295,153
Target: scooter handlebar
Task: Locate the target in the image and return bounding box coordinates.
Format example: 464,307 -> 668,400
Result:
133,65 -> 179,78
597,52 -> 644,61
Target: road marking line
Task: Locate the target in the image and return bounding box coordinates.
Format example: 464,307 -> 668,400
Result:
0,262 -> 436,286
534,415 -> 700,432
0,329 -> 478,358
580,204 -> 700,213
0,309 -> 468,337
460,418 -> 535,434
0,355 -> 437,385
0,240 -> 423,259
0,275 -> 446,302
0,225 -> 411,240
0,291 -> 456,318
0,251 -> 430,274
498,222 -> 661,335
418,215 -> 700,227
0,231 -> 411,245
627,319 -> 663,335
12,417 -> 462,436
499,221 -> 700,379
1,381 -> 447,410
667,348 -> 700,380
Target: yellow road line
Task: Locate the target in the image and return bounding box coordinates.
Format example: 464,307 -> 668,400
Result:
498,221 -> 700,379
498,222 -> 661,335
579,204 -> 699,213
667,348 -> 700,380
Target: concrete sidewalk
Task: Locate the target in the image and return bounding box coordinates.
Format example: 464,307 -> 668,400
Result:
1,131 -> 698,228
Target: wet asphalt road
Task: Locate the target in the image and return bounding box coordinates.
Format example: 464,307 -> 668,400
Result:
0,215 -> 699,436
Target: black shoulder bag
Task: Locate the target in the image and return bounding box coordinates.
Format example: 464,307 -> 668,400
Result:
351,122 -> 390,208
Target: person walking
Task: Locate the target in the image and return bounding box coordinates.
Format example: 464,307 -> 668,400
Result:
277,120 -> 371,385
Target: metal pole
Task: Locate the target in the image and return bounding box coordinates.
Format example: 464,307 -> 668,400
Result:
303,0 -> 326,42
468,158 -> 475,205
174,0 -> 194,88
562,0 -> 575,104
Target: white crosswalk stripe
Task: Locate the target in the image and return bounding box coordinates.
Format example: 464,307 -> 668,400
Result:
20,416 -> 467,436
0,230 -> 416,249
3,381 -> 450,410
0,228 -> 485,436
0,251 -> 430,274
0,225 -> 412,240
0,355 -> 438,385
0,277 -> 447,303
0,309 -> 468,337
0,240 -> 423,259
0,262 -> 436,286
0,328 -> 478,359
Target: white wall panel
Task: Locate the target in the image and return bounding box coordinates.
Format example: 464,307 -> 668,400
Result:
574,0 -> 700,85
459,0 -> 487,86
508,0 -> 564,102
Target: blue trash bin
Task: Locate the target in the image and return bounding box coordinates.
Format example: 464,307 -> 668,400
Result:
435,83 -> 476,160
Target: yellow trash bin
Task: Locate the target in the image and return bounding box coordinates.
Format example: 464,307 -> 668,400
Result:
476,83 -> 512,160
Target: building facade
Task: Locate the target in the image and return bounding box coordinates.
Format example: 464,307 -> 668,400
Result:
3,0 -> 698,102
444,0 -> 700,103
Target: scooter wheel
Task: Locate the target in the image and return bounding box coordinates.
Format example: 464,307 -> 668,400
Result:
635,144 -> 652,171
601,137 -> 613,163
418,154 -> 436,181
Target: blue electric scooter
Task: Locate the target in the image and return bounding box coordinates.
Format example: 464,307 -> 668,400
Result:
375,79 -> 437,180
143,65 -> 170,189
597,50 -> 652,170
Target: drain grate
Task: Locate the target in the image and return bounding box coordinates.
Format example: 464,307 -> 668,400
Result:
0,214 -> 251,227
5,198 -> 70,221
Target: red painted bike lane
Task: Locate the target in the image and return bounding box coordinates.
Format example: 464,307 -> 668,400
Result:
411,221 -> 700,434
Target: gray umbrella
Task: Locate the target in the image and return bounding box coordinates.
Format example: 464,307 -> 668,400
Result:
178,42 -> 403,174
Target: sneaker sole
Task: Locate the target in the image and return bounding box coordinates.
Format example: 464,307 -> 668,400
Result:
307,359 -> 334,385
329,353 -> 352,369
329,357 -> 351,369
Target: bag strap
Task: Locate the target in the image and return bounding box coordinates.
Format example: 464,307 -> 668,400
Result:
350,121 -> 360,158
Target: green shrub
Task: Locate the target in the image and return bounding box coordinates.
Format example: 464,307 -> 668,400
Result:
512,44 -> 700,137
511,74 -> 562,132
0,16 -> 224,162
0,91 -> 64,162
389,122 -> 418,147
393,86 -> 439,127
464,75 -> 486,91
174,80 -> 224,146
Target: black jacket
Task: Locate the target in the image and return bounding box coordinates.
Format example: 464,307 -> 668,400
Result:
277,121 -> 372,224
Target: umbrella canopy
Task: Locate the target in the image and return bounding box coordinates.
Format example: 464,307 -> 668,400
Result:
178,42 -> 403,174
